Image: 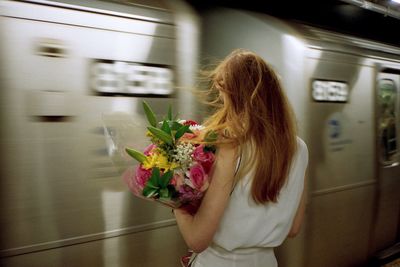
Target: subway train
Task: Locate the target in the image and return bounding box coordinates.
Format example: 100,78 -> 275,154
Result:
0,1 -> 399,267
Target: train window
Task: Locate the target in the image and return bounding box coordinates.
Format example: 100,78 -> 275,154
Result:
377,78 -> 399,166
90,60 -> 174,96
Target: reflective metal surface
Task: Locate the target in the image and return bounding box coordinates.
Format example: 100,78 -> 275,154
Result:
0,0 -> 197,266
1,2 -> 399,267
304,52 -> 376,267
198,7 -> 400,267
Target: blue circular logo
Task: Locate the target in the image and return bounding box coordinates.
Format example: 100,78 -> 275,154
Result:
328,119 -> 341,139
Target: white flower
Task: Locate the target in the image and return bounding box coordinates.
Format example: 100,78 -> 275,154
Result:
173,142 -> 195,170
189,124 -> 204,131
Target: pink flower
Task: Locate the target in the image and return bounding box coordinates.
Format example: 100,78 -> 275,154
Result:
143,144 -> 156,156
135,165 -> 152,189
188,164 -> 209,192
179,184 -> 204,202
170,172 -> 184,190
192,145 -> 215,173
123,166 -> 142,196
181,132 -> 197,140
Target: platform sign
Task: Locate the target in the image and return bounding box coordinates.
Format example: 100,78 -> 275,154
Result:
312,80 -> 349,103
90,60 -> 174,96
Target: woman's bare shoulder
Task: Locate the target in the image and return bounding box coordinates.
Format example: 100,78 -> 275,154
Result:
212,143 -> 238,183
216,143 -> 238,161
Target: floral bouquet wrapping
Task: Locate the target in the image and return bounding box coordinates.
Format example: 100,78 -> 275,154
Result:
123,101 -> 217,214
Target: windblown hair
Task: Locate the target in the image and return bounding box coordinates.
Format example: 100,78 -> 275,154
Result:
201,49 -> 297,204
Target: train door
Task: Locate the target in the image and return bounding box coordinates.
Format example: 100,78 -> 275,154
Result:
304,50 -> 377,267
371,68 -> 400,254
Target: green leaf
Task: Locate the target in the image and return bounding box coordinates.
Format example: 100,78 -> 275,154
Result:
147,126 -> 173,144
161,120 -> 172,135
142,168 -> 163,198
149,167 -> 161,185
204,130 -> 218,143
175,125 -> 190,140
159,188 -> 170,198
167,104 -> 172,121
171,121 -> 183,131
125,148 -> 147,163
146,179 -> 159,189
143,101 -> 157,127
143,187 -> 158,198
143,169 -> 159,191
160,170 -> 173,188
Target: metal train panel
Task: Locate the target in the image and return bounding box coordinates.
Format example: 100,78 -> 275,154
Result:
198,7 -> 400,267
0,1 -> 399,267
0,0 -> 198,266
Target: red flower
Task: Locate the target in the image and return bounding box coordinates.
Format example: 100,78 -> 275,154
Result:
183,120 -> 198,126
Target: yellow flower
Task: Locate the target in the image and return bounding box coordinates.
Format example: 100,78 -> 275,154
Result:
142,152 -> 179,171
168,161 -> 180,171
146,130 -> 154,137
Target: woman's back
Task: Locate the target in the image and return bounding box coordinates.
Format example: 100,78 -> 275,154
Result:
192,137 -> 308,267
174,49 -> 308,267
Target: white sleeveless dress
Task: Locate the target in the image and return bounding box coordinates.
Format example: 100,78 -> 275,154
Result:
192,137 -> 308,267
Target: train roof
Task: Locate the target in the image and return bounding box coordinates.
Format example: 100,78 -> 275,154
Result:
293,23 -> 400,61
1,0 -> 175,24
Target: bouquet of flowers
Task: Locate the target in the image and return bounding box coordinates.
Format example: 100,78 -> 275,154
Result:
122,101 -> 217,214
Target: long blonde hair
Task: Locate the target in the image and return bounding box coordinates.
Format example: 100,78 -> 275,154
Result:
201,49 -> 297,204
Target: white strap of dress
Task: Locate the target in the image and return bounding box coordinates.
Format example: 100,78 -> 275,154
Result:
234,155 -> 242,176
230,155 -> 242,195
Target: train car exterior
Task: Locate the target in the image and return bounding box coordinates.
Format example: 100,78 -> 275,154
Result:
198,7 -> 400,267
0,1 -> 399,267
0,0 -> 199,266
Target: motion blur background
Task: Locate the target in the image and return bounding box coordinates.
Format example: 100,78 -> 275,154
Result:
0,0 -> 399,266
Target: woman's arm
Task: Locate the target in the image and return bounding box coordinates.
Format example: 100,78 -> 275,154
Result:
173,145 -> 237,253
287,172 -> 307,238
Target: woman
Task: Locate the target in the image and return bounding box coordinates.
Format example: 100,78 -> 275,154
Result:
173,49 -> 308,267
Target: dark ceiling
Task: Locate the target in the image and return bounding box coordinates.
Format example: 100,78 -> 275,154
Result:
186,0 -> 400,47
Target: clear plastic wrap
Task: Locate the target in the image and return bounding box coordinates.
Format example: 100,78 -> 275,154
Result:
103,102 -> 217,214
